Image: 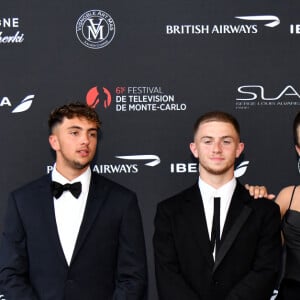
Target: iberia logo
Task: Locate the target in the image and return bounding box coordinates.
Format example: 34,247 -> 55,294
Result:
86,86 -> 112,109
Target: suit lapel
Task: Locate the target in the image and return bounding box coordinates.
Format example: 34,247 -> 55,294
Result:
37,175 -> 68,266
70,173 -> 109,264
213,182 -> 252,272
221,182 -> 245,240
183,184 -> 214,267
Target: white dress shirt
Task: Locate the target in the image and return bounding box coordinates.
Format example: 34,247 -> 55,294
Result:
198,177 -> 236,242
52,166 -> 91,265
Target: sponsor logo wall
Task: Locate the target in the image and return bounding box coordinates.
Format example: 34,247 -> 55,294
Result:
1,1 -> 300,299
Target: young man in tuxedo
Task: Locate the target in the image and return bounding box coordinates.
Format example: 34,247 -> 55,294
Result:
153,111 -> 281,300
0,102 -> 147,300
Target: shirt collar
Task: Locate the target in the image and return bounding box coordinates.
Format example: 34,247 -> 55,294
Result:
198,176 -> 237,199
51,164 -> 91,196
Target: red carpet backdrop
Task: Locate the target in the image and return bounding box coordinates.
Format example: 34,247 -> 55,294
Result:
0,0 -> 299,298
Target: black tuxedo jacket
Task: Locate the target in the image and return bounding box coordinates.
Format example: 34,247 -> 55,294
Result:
153,181 -> 281,300
0,173 -> 147,300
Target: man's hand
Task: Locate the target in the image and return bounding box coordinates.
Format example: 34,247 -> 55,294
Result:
244,184 -> 276,200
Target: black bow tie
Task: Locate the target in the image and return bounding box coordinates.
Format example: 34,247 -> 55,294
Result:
51,181 -> 82,199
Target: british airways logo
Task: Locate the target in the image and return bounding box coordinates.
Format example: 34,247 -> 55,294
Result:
46,155 -> 161,175
235,15 -> 280,28
165,14 -> 280,35
115,155 -> 161,167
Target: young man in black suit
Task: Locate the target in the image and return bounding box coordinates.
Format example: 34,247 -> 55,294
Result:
0,102 -> 147,300
153,111 -> 281,300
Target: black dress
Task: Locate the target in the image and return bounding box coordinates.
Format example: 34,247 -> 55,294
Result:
277,186 -> 300,299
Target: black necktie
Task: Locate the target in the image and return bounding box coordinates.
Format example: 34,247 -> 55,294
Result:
51,181 -> 82,199
211,197 -> 220,255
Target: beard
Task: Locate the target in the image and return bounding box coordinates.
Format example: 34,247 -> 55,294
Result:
58,151 -> 93,171
72,160 -> 91,170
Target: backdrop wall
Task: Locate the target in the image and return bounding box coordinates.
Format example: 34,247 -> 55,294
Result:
1,1 -> 299,299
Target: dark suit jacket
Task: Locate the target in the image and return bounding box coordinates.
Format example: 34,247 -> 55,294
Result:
153,181 -> 281,300
0,172 -> 147,300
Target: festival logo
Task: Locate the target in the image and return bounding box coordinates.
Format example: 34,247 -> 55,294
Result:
86,85 -> 187,112
76,9 -> 116,49
86,86 -> 112,108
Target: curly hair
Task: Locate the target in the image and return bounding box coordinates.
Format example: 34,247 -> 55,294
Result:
48,102 -> 101,133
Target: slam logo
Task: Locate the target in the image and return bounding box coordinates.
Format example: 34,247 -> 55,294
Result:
76,9 -> 116,49
86,86 -> 112,109
236,85 -> 300,109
